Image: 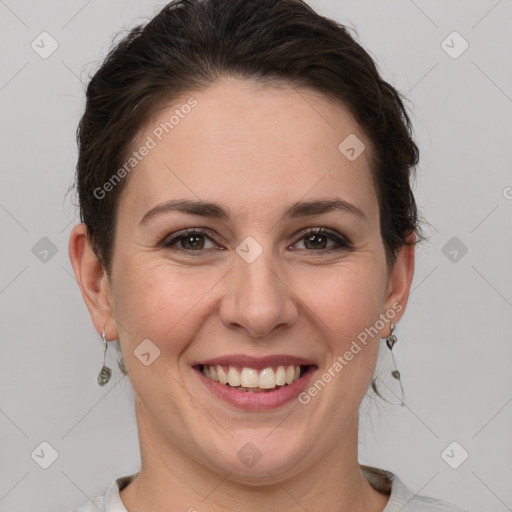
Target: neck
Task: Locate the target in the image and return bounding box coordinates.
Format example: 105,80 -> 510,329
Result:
120,405 -> 389,512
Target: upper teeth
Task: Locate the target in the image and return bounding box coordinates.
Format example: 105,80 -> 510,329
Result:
202,365 -> 302,389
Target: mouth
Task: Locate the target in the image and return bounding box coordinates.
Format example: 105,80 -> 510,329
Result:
192,357 -> 317,410
195,363 -> 312,392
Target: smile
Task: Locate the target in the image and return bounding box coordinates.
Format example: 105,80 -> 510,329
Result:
199,364 -> 307,392
192,355 -> 317,410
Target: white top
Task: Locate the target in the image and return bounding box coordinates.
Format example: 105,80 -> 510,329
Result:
73,466 -> 468,512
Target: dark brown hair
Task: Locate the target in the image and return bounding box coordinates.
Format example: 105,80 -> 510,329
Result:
74,0 -> 425,397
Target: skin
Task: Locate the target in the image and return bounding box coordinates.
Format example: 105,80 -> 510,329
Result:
69,77 -> 415,512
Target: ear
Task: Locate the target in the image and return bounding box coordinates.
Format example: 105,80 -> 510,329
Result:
68,223 -> 118,340
382,232 -> 416,337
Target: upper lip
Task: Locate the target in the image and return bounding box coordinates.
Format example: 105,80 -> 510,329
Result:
193,354 -> 317,370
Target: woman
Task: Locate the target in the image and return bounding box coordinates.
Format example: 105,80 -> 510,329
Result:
68,0 -> 468,510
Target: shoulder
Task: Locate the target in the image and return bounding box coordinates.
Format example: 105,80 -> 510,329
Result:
75,468 -> 469,512
72,495 -> 105,512
360,465 -> 469,512
71,473 -> 138,512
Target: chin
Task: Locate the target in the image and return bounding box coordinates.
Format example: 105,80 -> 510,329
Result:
197,430 -> 310,482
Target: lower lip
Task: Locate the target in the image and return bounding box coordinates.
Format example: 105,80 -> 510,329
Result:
194,366 -> 316,411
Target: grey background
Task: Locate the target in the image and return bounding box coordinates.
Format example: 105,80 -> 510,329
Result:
0,0 -> 511,510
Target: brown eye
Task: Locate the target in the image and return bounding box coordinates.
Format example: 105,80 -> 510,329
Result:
292,228 -> 351,252
177,233 -> 206,250
162,229 -> 217,251
161,227 -> 352,254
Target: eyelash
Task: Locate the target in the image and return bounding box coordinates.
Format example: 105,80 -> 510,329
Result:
160,227 -> 352,255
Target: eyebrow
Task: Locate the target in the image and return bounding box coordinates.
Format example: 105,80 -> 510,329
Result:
139,197 -> 367,226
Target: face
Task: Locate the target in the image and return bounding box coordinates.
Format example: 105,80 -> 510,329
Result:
74,77 -> 413,482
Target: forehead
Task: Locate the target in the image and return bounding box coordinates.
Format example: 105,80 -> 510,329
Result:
120,77 -> 377,225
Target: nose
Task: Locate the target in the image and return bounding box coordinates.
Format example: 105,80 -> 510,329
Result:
218,249 -> 299,339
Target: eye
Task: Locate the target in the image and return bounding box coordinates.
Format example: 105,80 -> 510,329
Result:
162,228 -> 218,252
161,227 -> 352,254
291,228 -> 352,252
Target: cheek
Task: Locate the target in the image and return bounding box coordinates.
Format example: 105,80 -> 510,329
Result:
112,257 -> 221,352
111,260 -> 218,408
299,264 -> 384,392
301,263 -> 384,337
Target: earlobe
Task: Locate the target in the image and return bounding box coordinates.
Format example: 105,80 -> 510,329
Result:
383,233 -> 416,335
68,223 -> 117,339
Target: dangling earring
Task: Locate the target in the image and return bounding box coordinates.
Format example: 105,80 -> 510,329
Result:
386,323 -> 405,405
97,328 -> 112,386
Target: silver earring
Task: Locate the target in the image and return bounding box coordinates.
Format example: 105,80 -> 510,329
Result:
386,323 -> 404,404
97,328 -> 112,386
